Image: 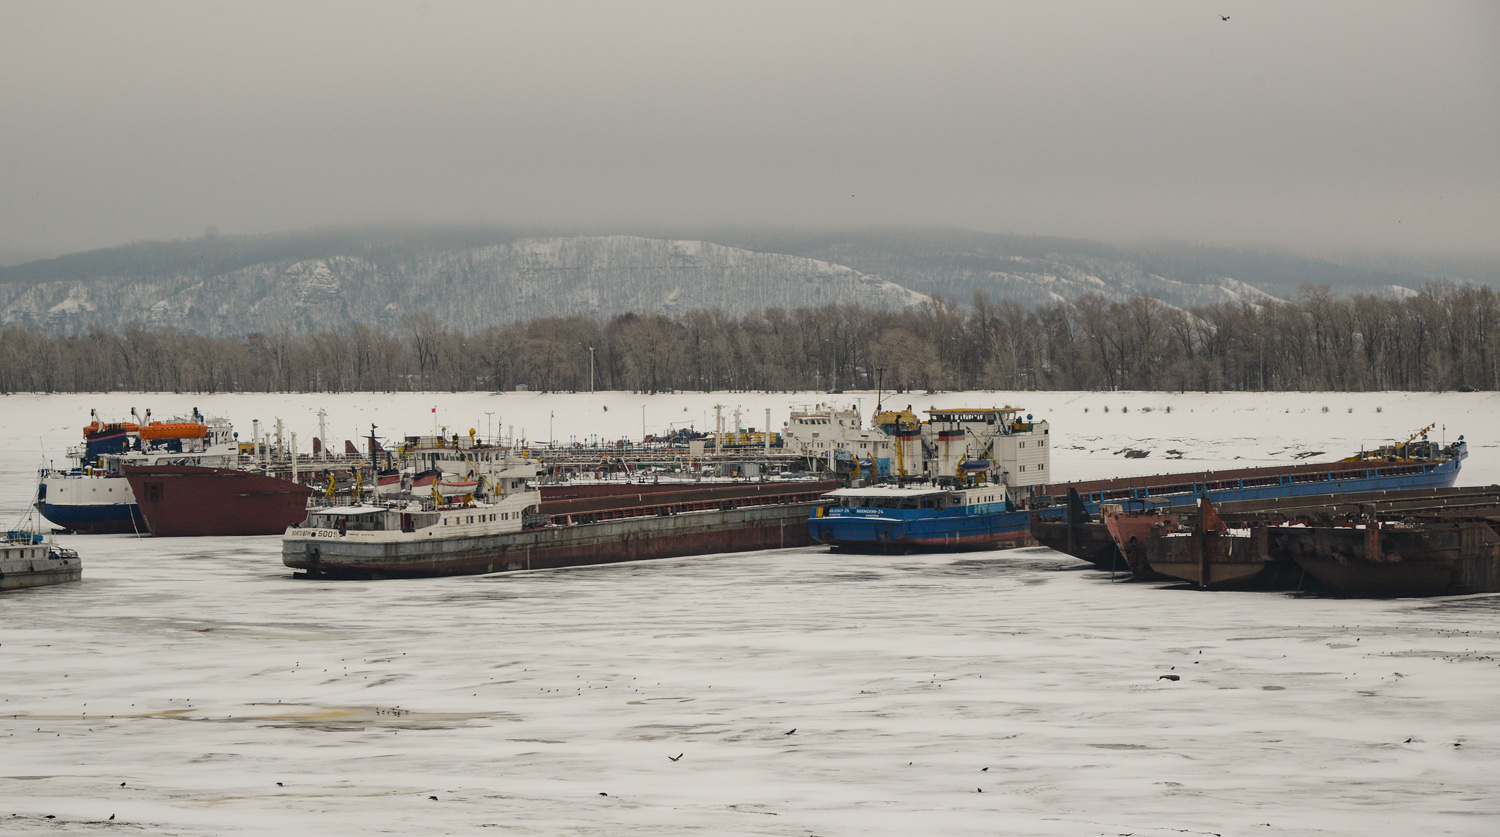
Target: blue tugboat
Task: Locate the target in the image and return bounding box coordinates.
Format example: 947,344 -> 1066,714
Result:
813,483 -> 1056,552
810,406 -> 1060,552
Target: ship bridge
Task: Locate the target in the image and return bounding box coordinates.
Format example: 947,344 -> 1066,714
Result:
925,407 -> 1031,430
923,406 -> 1050,490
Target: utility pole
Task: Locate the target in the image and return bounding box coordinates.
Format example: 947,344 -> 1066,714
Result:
588,346 -> 596,393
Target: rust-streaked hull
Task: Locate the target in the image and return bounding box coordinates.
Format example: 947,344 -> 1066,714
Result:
1101,499 -> 1291,590
1277,517 -> 1500,597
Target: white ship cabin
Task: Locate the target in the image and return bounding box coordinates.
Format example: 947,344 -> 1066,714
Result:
295,491 -> 538,538
783,404 -> 895,465
191,417 -> 238,453
824,484 -> 1009,512
922,407 -> 1049,489
403,434 -> 540,493
783,404 -> 862,456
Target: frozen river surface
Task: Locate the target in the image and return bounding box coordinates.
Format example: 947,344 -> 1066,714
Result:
2,391 -> 1499,835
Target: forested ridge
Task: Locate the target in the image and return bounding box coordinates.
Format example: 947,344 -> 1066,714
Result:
2,284 -> 1494,394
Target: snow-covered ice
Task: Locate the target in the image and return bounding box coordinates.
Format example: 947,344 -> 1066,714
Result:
2,390 -> 1497,835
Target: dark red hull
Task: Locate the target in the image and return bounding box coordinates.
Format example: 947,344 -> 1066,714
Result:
122,465 -> 315,537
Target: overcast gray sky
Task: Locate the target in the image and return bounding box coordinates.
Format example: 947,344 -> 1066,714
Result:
2,0 -> 1496,258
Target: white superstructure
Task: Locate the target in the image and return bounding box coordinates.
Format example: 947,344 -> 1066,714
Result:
782,403 -> 1051,498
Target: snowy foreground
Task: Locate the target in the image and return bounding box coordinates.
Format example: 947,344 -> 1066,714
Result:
2,390 -> 1498,836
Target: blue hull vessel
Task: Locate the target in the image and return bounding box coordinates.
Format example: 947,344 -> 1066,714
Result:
811,441 -> 1467,554
36,500 -> 145,535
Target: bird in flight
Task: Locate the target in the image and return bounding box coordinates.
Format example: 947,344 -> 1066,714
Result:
785,728 -> 797,736
1219,14 -> 1230,21
668,753 -> 683,762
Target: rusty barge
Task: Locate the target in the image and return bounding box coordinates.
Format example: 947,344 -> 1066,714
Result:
1030,435 -> 1468,572
284,480 -> 838,580
1096,486 -> 1500,597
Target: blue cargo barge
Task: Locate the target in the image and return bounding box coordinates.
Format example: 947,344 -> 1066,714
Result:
810,438 -> 1467,554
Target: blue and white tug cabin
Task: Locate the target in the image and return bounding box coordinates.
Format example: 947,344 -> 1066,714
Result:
921,407 -> 1050,500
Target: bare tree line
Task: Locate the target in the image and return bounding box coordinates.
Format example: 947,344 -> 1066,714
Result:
1,283 -> 1495,394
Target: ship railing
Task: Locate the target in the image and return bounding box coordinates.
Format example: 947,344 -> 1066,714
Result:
41,467 -> 105,478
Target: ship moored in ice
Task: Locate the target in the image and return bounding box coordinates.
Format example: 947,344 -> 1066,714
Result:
0,531 -> 81,591
284,436 -> 837,578
1032,430 -> 1469,571
37,409 -> 237,534
124,422 -> 524,537
808,406 -> 1060,552
1093,486 -> 1500,596
3,496 -> 81,591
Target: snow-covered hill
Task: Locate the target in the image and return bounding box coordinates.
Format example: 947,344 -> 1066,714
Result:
0,236 -> 928,335
3,226 -> 1484,336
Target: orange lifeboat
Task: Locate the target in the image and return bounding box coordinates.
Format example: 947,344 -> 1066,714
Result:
138,421 -> 208,441
84,421 -> 139,437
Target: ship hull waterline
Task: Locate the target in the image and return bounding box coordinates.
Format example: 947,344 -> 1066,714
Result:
812,507 -> 1064,554
35,501 -> 145,535
1,551 -> 82,591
